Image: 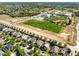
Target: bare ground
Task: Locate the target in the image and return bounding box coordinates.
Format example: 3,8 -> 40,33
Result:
0,15 -> 76,46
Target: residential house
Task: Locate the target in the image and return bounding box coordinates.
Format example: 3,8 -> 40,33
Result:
3,28 -> 14,33
61,47 -> 68,56
21,34 -> 31,42
12,31 -> 22,37
29,37 -> 37,44
36,40 -> 44,48
40,45 -> 47,51
26,45 -> 34,52
51,46 -> 59,53
44,42 -> 50,48
40,13 -> 52,18
32,12 -> 52,20
53,10 -> 62,14
0,25 -> 7,31
2,44 -> 14,51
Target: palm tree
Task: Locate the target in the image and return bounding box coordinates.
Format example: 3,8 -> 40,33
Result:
50,40 -> 57,46
15,44 -> 26,56
57,42 -> 62,47
32,33 -> 35,37
40,35 -> 43,39
20,40 -> 28,47
43,37 -> 47,41
0,43 -> 4,48
29,32 -> 32,36
32,47 -> 41,56
9,37 -> 16,45
67,48 -> 72,56
26,31 -> 29,35
63,44 -> 67,47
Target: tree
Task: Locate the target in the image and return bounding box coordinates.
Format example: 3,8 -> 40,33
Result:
0,43 -> 4,48
57,42 -> 62,47
15,44 -> 26,56
63,44 -> 67,47
75,11 -> 79,17
32,47 -> 41,56
4,36 -> 10,44
67,48 -> 71,55
67,10 -> 73,12
3,50 -> 11,56
16,37 -> 22,43
20,40 -> 28,47
50,40 -> 57,46
76,52 -> 79,56
9,37 -> 16,45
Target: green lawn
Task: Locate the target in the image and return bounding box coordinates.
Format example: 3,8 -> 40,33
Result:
23,19 -> 63,33
47,17 -> 65,21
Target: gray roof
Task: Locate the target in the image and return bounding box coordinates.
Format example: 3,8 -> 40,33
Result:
61,48 -> 68,56
36,40 -> 44,47
0,25 -> 7,30
2,44 -> 14,51
21,34 -> 31,41
12,31 -> 22,37
29,37 -> 37,43
51,46 -> 59,53
44,42 -> 50,48
0,50 -> 4,56
3,28 -> 14,33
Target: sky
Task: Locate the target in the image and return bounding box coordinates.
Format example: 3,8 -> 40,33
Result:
0,0 -> 79,2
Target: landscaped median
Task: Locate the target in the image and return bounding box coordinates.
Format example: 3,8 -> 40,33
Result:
23,19 -> 64,33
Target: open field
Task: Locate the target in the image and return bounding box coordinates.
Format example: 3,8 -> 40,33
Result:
0,2 -> 78,56
0,15 -> 29,21
0,15 -> 67,44
23,19 -> 63,33
0,15 -> 76,46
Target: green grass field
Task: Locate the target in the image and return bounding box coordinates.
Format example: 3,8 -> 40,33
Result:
47,17 -> 65,21
23,19 -> 63,33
